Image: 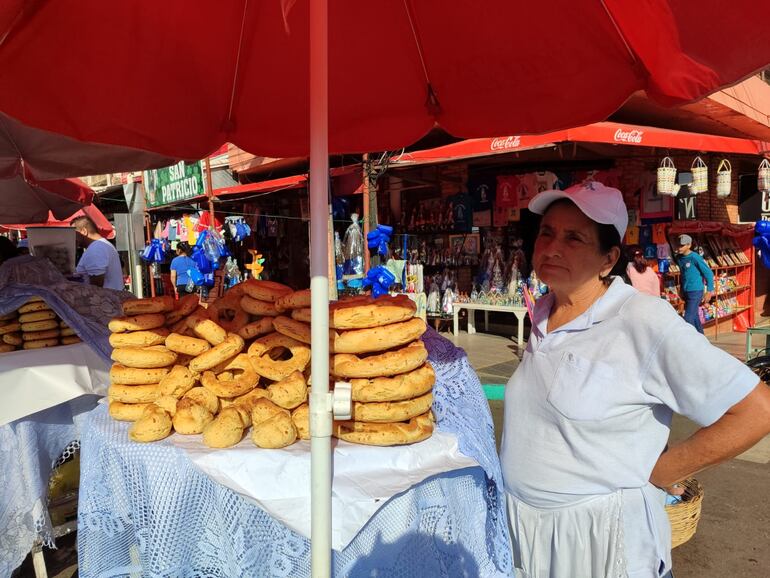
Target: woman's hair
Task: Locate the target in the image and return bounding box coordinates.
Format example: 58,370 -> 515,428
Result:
630,246 -> 648,274
544,199 -> 624,285
176,242 -> 192,256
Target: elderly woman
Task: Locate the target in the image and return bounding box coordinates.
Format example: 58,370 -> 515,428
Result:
501,182 -> 770,578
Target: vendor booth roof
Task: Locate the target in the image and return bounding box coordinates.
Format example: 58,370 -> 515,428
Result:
2,203 -> 115,239
389,122 -> 770,168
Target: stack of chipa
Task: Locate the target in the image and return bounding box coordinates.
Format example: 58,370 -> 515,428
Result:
329,295 -> 435,446
107,282 -> 313,450
0,296 -> 82,354
107,285 -> 435,449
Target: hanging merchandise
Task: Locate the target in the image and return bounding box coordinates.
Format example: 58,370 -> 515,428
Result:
334,231 -> 344,291
362,265 -> 396,298
716,159 -> 732,199
224,256 -> 242,288
657,157 -> 679,196
246,249 -> 265,279
758,159 -> 770,192
366,223 -> 394,258
690,156 -> 708,194
140,238 -> 167,263
753,220 -> 770,269
343,213 -> 365,285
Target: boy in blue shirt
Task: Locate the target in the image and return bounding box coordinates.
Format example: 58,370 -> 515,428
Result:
675,234 -> 714,333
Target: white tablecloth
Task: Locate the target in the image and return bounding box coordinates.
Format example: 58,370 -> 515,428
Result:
0,343 -> 110,426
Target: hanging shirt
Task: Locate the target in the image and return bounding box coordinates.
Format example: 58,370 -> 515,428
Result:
652,223 -> 668,245
495,175 -> 520,208
448,193 -> 473,232
76,238 -> 124,291
501,278 -> 757,576
468,176 -> 495,211
624,225 -> 640,245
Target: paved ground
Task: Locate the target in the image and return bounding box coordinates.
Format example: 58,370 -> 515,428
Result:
456,322 -> 769,578
14,323 -> 769,577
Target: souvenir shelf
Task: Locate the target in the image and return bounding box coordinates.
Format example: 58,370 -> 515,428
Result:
663,229 -> 755,337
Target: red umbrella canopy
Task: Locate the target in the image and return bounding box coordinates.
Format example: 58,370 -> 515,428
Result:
0,173 -> 93,224
0,1 -> 769,158
2,203 -> 115,239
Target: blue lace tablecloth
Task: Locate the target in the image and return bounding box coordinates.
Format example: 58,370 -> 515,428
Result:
77,329 -> 513,577
0,397 -> 98,576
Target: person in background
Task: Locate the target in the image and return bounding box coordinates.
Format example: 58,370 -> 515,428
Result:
0,236 -> 18,264
501,182 -> 770,578
170,242 -> 198,296
16,238 -> 29,256
626,246 -> 661,297
72,216 -> 124,290
675,234 -> 714,334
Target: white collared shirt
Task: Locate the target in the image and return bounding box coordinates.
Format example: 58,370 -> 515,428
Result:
501,277 -> 757,507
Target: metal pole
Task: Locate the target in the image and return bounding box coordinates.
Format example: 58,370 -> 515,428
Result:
204,156 -> 216,220
362,153 -> 371,272
309,0 -> 332,576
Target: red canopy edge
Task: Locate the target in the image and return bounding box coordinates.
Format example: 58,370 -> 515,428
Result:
669,221 -> 754,238
391,122 -> 770,167
213,174 -> 308,198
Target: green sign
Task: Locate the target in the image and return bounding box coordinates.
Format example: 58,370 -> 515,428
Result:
144,161 -> 205,208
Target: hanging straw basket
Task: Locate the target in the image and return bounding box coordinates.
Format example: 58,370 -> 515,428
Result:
691,156 -> 708,194
759,159 -> 770,192
665,478 -> 704,548
716,159 -> 732,199
657,157 -> 678,196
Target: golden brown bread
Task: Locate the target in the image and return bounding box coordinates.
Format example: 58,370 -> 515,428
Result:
110,364 -> 171,385
109,313 -> 166,333
332,318 -> 426,354
334,412 -> 434,446
165,333 -> 211,356
330,295 -> 416,329
349,363 -> 435,402
122,296 -> 175,316
201,354 -> 259,398
157,365 -> 198,398
275,289 -> 311,312
267,370 -> 307,410
108,383 -> 159,404
237,317 -> 274,341
108,401 -> 153,422
189,333 -> 245,373
248,332 -> 311,381
241,279 -> 292,303
240,295 -> 280,317
350,391 -> 433,423
111,346 -> 178,369
332,341 -> 428,378
109,328 -> 169,348
129,405 -> 173,442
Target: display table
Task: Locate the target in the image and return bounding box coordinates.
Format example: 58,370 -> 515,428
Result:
453,302 -> 528,347
76,330 -> 513,577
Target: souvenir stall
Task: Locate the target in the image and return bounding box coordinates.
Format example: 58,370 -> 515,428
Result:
379,122 -> 768,339
0,255 -> 127,576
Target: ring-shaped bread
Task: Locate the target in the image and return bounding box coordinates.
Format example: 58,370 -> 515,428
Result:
247,332 -> 311,381
349,363 -> 435,402
332,340 -> 428,378
242,279 -> 293,303
330,295 -> 416,329
201,353 -> 260,398
189,333 -> 245,373
334,411 -> 434,446
275,289 -> 311,313
332,317 -> 426,355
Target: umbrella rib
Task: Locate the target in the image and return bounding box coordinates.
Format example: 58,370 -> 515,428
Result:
598,0 -> 637,65
226,0 -> 250,128
402,0 -> 431,87
0,114 -> 23,172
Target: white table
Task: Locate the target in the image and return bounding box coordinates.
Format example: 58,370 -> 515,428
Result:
453,302 -> 529,348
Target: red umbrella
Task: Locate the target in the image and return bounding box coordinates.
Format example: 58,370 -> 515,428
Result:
3,2 -> 770,574
0,1 -> 769,158
0,171 -> 93,224
2,203 -> 115,239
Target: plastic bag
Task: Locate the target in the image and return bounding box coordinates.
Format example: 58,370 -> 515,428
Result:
343,213 -> 365,278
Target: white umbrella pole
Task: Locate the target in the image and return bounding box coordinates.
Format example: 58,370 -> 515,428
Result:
309,0 -> 332,576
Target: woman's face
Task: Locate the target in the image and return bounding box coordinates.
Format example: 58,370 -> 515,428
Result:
533,201 -> 618,293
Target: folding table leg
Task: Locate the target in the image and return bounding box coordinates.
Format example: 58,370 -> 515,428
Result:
468,310 -> 476,334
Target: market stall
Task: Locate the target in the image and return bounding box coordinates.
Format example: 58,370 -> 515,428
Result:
76,327 -> 509,577
0,255 -> 126,576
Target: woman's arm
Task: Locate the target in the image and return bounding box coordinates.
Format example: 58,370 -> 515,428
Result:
650,382 -> 770,488
170,268 -> 178,292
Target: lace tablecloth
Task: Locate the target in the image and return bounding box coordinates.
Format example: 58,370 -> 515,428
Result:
0,397 -> 98,576
77,329 -> 513,577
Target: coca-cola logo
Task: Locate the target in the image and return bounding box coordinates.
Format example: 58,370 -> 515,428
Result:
490,136 -> 521,151
614,128 -> 643,144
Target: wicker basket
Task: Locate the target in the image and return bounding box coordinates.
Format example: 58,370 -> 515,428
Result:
759,159 -> 770,192
691,157 -> 708,194
665,478 -> 704,548
716,159 -> 732,199
657,157 -> 678,196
